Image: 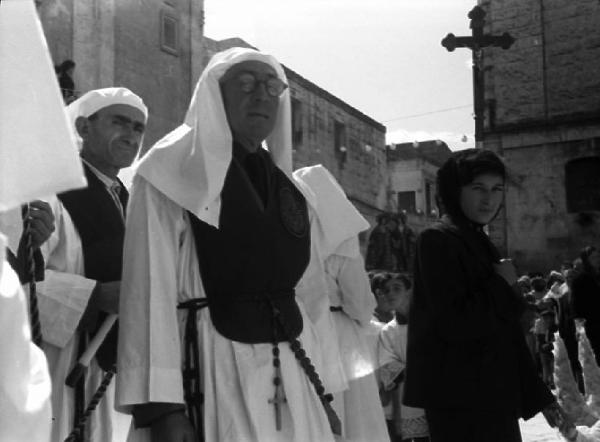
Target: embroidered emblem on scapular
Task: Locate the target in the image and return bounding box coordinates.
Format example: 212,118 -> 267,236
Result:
279,186 -> 308,238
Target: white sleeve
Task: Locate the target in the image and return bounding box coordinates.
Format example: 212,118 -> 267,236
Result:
377,323 -> 405,390
325,249 -> 376,326
116,177 -> 185,410
36,197 -> 96,348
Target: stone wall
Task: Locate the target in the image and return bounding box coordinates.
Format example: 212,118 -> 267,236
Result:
482,0 -> 600,272
286,67 -> 388,221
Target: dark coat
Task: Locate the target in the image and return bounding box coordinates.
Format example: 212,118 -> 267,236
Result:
571,272 -> 600,364
404,217 -> 554,418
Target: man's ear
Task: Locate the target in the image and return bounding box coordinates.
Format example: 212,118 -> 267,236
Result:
75,116 -> 90,140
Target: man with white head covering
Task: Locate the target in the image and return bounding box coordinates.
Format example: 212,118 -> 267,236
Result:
38,87 -> 148,441
116,47 -> 339,441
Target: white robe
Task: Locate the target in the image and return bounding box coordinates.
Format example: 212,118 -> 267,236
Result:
0,237 -> 52,442
324,253 -> 390,442
378,320 -> 429,439
117,177 -> 335,442
38,197 -> 131,442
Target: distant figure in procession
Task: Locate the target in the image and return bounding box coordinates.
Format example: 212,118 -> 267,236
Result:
366,212 -> 395,272
55,59 -> 77,103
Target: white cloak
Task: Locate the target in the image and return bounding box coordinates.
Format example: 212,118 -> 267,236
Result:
0,236 -> 52,442
379,319 -> 428,439
38,197 -> 131,442
325,252 -> 390,442
117,176 -> 335,442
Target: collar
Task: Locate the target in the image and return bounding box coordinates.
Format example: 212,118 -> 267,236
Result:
232,141 -> 271,164
81,158 -> 120,189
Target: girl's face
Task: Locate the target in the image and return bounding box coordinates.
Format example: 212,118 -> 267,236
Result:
459,173 -> 505,225
383,278 -> 411,317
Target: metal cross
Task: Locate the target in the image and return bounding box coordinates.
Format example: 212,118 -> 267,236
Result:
268,368 -> 287,431
441,5 -> 515,145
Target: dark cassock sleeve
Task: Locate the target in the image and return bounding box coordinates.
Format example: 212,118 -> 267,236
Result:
131,403 -> 186,428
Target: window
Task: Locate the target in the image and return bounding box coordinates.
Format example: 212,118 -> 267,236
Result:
161,11 -> 179,55
397,191 -> 416,213
565,157 -> 600,212
291,98 -> 303,148
334,121 -> 346,151
334,121 -> 347,164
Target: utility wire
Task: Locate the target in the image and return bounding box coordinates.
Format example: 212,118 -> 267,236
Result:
382,104 -> 472,123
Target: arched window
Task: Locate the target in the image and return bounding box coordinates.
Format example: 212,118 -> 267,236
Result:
565,157 -> 600,213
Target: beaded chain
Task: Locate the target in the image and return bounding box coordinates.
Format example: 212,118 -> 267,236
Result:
270,304 -> 341,435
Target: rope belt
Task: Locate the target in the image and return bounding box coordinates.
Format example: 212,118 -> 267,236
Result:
269,302 -> 341,435
178,294 -> 341,436
177,297 -> 209,439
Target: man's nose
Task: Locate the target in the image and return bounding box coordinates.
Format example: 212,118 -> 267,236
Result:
252,81 -> 269,101
122,124 -> 139,143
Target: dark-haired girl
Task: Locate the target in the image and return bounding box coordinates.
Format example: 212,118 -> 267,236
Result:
404,149 -> 561,442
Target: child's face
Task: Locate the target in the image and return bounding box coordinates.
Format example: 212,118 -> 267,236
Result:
383,278 -> 411,316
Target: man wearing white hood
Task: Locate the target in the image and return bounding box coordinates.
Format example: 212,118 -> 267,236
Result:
116,48 -> 340,441
38,87 -> 147,441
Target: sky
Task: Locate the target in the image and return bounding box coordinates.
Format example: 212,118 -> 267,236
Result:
204,0 -> 480,151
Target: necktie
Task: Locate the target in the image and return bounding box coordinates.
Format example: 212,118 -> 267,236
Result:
109,182 -> 124,219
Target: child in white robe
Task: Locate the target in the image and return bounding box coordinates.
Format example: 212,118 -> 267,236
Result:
378,273 -> 430,442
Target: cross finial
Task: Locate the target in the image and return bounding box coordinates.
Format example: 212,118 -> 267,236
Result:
441,5 -> 515,143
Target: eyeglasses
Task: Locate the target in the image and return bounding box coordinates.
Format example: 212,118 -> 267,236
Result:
236,72 -> 288,97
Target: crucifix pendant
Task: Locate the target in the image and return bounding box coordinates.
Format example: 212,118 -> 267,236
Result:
268,367 -> 286,431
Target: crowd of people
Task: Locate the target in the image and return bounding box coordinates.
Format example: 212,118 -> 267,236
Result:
4,41 -> 600,442
365,211 -> 416,274
517,247 -> 600,397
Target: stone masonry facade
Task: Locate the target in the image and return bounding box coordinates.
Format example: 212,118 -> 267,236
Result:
480,0 -> 600,273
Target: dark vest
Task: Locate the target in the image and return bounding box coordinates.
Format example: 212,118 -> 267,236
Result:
58,163 -> 127,370
187,150 -> 310,343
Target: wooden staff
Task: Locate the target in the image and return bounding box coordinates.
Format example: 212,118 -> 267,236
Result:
64,313 -> 118,441
65,313 -> 117,387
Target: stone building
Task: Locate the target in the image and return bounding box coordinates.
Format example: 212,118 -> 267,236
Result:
478,0 -> 600,272
37,0 -> 205,151
386,140 -> 452,233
